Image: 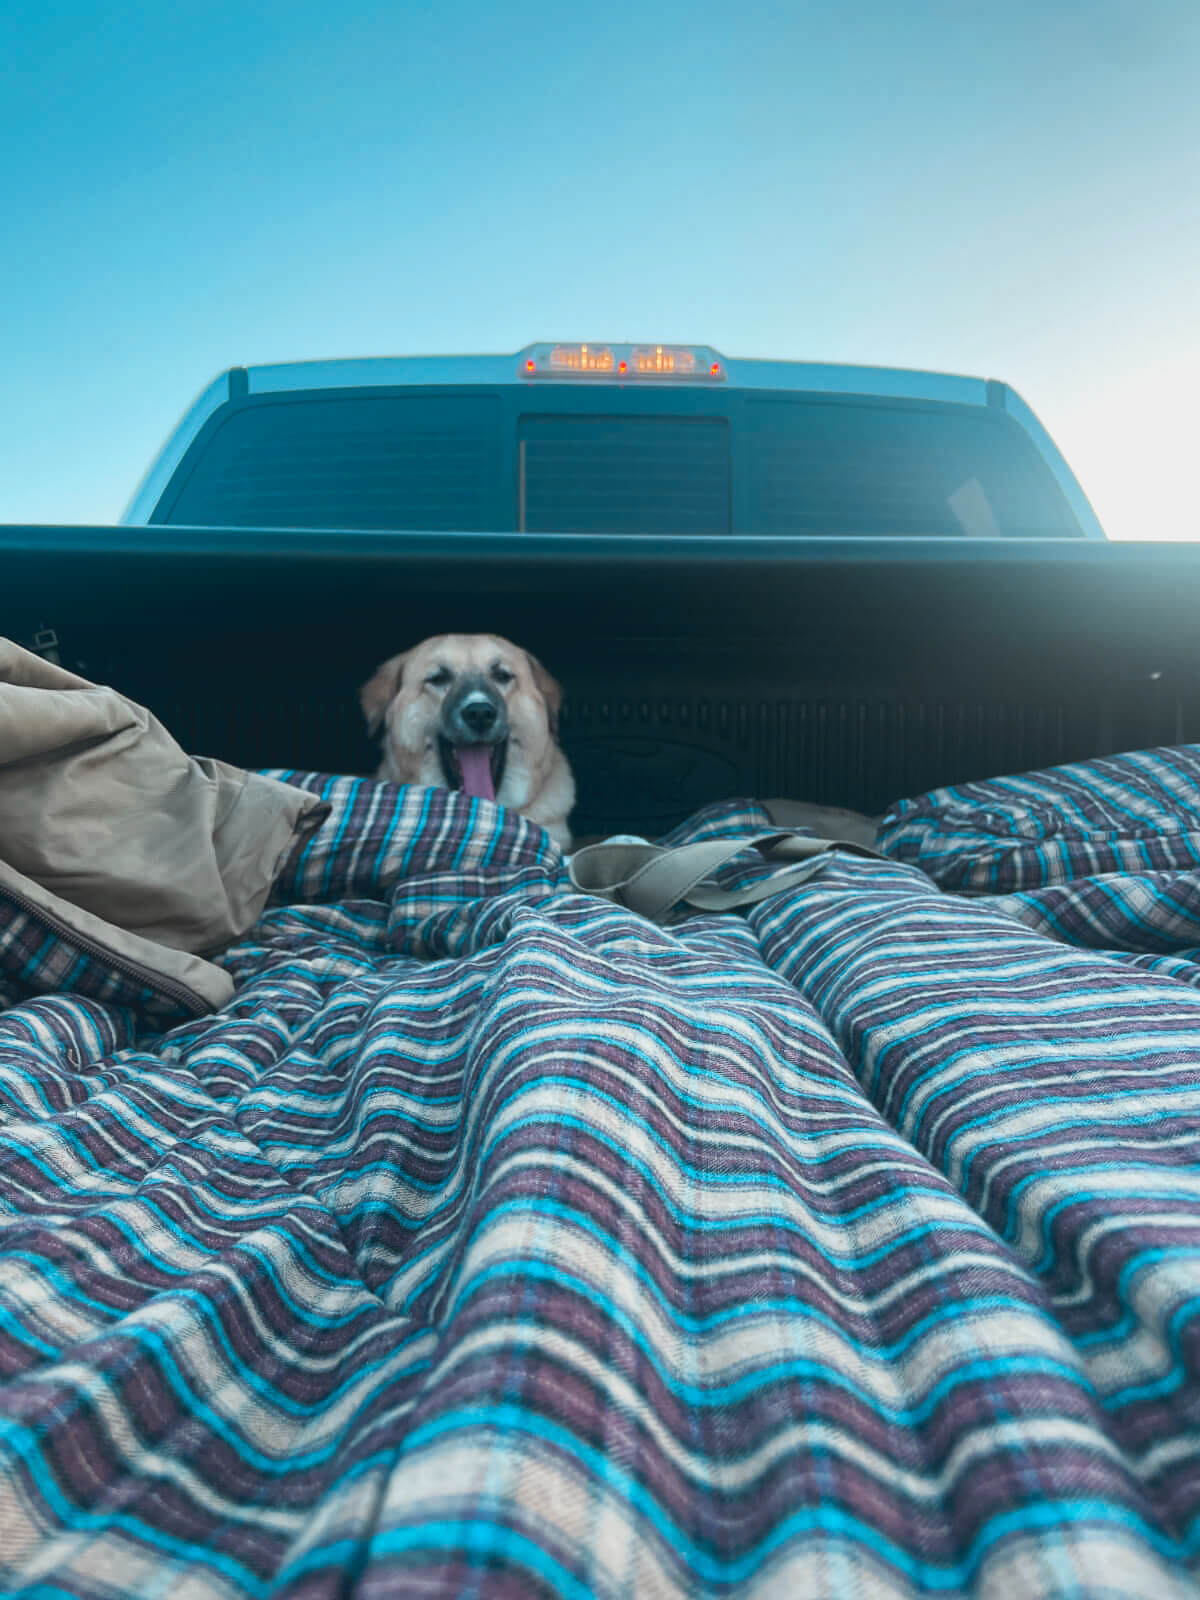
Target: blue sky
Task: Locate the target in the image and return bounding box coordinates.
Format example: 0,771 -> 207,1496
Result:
2,0 -> 1197,538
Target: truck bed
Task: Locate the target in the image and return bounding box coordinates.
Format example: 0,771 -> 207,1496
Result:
3,528 -> 1198,833
4,529 -> 1200,1597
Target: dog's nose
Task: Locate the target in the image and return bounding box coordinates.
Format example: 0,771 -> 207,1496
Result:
459,695 -> 498,736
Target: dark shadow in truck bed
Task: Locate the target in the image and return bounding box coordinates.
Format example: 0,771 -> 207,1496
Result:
2,529 -> 1195,836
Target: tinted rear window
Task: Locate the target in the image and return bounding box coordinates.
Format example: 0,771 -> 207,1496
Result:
163,394 -> 503,530
744,395 -> 1080,537
158,386 -> 1082,537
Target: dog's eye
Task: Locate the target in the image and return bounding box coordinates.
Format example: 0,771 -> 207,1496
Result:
491,666 -> 514,686
424,668 -> 452,689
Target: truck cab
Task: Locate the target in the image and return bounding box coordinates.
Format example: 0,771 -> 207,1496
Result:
122,342 -> 1106,541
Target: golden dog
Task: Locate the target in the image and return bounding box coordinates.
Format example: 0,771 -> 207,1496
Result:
360,634 -> 575,849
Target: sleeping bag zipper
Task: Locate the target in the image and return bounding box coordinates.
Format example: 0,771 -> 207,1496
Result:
0,883 -> 215,1017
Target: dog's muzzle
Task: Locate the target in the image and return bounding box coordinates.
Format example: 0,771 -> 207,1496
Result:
438,683 -> 509,801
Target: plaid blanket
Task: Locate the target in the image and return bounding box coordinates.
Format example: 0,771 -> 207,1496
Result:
6,753 -> 1200,1598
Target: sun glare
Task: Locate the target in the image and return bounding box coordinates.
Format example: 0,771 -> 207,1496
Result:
1056,354 -> 1197,541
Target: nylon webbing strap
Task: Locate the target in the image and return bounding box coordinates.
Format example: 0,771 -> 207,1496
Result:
567,827 -> 886,924
761,798 -> 882,849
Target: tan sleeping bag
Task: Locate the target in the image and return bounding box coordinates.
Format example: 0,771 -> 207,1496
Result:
0,639 -> 327,1017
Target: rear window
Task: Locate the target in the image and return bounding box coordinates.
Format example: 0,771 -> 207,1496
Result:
162,394 -> 503,530
743,395 -> 1080,537
158,386 -> 1083,537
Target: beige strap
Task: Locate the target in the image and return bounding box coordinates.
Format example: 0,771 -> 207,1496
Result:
568,827 -> 886,924
762,798 -> 882,849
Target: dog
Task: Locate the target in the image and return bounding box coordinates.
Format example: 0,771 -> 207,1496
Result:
359,634 -> 575,849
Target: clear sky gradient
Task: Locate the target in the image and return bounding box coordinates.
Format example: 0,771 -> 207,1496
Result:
3,0 -> 1197,539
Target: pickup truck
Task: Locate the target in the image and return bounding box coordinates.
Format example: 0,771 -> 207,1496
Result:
4,345 -> 1200,1600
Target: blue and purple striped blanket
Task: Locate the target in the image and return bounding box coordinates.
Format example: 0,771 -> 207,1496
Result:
6,748 -> 1200,1597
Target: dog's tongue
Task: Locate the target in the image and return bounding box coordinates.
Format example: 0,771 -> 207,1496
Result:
457,745 -> 495,802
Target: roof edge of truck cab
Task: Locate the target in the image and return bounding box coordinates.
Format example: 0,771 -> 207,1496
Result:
119,346 -> 1107,538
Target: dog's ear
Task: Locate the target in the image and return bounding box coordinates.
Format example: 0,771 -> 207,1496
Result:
359,651 -> 409,737
525,651 -> 563,738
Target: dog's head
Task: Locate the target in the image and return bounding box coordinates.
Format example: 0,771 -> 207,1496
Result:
360,633 -> 564,807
